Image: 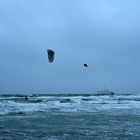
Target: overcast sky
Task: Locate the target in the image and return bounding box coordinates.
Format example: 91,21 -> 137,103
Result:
0,0 -> 140,94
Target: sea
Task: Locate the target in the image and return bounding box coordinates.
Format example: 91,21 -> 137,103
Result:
0,93 -> 140,140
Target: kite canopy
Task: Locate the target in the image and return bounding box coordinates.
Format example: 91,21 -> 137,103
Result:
84,64 -> 88,67
47,49 -> 55,63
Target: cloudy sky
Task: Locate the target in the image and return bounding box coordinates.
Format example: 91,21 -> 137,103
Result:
0,0 -> 140,94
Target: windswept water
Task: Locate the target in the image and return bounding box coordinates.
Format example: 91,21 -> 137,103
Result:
0,93 -> 140,140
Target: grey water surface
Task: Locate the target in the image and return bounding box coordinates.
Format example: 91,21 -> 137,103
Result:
0,93 -> 140,140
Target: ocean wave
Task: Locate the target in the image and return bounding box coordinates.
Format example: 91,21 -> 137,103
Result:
0,94 -> 140,116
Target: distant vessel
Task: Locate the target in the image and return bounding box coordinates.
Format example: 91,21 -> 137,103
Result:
97,87 -> 114,96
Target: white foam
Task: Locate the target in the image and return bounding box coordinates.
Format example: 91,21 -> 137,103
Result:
1,94 -> 140,115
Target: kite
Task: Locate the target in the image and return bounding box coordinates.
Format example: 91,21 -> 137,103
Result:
84,64 -> 88,67
47,49 -> 55,63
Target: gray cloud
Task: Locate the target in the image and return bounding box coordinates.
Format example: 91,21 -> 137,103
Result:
0,0 -> 140,94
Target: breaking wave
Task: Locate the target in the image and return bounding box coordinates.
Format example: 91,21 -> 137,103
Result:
0,93 -> 140,116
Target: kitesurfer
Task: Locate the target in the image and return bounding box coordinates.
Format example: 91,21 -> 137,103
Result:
25,96 -> 28,101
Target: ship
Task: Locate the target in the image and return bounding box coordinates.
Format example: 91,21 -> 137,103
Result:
97,87 -> 114,96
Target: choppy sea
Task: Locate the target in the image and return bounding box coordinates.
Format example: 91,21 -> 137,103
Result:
0,93 -> 140,140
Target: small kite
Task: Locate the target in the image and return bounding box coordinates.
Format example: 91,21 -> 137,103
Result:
47,49 -> 55,63
84,64 -> 88,67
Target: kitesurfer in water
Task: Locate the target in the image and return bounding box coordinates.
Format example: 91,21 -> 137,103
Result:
25,96 -> 28,101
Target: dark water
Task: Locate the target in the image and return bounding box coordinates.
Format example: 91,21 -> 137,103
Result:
0,94 -> 140,140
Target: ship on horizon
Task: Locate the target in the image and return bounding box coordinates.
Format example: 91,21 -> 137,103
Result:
97,87 -> 114,96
